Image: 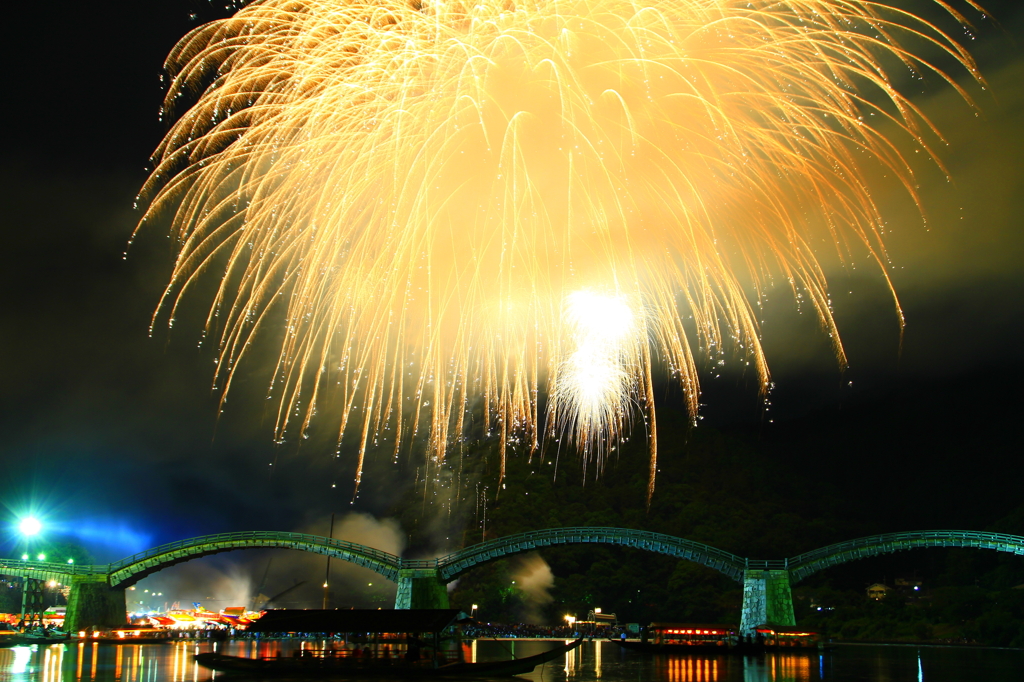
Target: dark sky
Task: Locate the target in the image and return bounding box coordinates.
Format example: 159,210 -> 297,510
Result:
1,1 -> 1022,604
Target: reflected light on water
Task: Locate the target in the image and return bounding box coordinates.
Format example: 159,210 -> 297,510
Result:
12,647 -> 33,671
564,640 -> 580,676
770,654 -> 812,682
2,638 -> 1023,682
42,646 -> 62,682
12,646 -> 33,674
656,655 -> 720,682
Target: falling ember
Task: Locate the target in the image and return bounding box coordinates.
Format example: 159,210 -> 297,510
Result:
136,0 -> 985,501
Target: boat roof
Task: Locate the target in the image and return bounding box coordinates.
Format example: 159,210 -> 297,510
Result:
246,609 -> 461,634
754,625 -> 819,635
648,623 -> 737,632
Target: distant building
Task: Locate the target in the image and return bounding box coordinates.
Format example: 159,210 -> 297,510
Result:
894,577 -> 926,603
866,583 -> 891,601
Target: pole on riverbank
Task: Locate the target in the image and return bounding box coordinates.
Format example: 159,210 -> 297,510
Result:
322,513 -> 335,609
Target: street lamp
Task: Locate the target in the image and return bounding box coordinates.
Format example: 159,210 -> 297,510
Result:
471,604 -> 478,618
17,519 -> 41,565
18,517 -> 42,537
15,518 -> 45,632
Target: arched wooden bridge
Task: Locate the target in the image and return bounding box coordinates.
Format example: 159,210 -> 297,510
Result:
405,527 -> 749,581
2,528 -> 1021,632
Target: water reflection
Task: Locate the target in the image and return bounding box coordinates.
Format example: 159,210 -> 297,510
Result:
564,639 -> 580,676
0,641 -> 214,682
0,639 -> 1022,682
739,654 -> 816,682
655,655 -> 721,681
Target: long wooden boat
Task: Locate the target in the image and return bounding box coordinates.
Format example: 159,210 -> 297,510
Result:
616,639 -> 733,654
616,623 -> 738,654
0,632 -> 72,647
615,622 -> 824,655
195,638 -> 583,678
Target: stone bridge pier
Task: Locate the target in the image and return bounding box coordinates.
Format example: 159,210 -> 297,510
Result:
65,576 -> 128,632
394,568 -> 449,609
739,569 -> 795,635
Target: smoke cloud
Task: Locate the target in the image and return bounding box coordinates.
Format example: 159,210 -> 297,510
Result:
511,553 -> 555,624
263,513 -> 407,608
324,512 -> 406,556
133,559 -> 254,612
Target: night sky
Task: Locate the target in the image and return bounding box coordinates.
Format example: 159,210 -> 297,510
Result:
1,1 -> 1023,608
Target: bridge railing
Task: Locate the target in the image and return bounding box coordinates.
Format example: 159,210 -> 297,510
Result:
787,530 -> 1024,570
0,559 -> 109,576
400,559 -> 441,569
783,530 -> 1024,582
415,527 -> 748,579
743,560 -> 790,571
107,531 -> 401,572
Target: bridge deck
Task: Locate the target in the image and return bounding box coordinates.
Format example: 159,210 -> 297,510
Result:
1,528 -> 1021,594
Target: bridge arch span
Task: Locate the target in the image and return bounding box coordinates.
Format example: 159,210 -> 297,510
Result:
786,530 -> 1024,583
427,527 -> 747,582
106,531 -> 401,587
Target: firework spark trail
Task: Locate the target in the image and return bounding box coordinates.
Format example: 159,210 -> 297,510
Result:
137,0 -> 984,501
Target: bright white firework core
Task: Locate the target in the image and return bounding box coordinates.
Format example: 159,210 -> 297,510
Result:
562,290 -> 640,422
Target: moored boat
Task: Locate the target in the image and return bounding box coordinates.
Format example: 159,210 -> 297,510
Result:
0,628 -> 72,647
194,608 -> 583,678
615,622 -> 824,655
615,623 -> 737,654
746,624 -> 824,651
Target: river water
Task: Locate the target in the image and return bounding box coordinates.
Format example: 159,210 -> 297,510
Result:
1,639 -> 1021,682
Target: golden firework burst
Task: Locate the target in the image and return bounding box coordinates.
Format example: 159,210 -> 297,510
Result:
137,0 -> 983,500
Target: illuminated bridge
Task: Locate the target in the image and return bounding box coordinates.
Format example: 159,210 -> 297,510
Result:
1,528 -> 1021,633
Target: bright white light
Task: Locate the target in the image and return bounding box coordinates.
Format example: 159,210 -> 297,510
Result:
567,291 -> 635,345
563,291 -> 636,409
557,290 -> 643,454
18,517 -> 42,536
